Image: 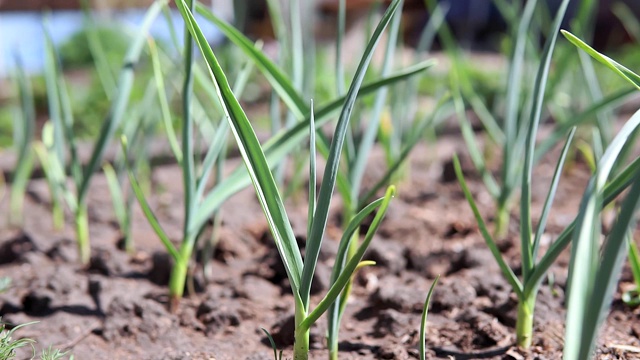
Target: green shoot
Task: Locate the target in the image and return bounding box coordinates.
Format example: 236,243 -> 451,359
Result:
326,3 -> 407,357
454,0 -> 573,347
103,163 -> 132,253
564,123 -> 640,358
623,237 -> 640,307
262,328 -> 283,360
327,4 -> 449,357
419,276 -> 439,360
81,0 -> 116,97
560,30 -> 640,359
40,346 -> 73,360
9,56 -> 35,226
562,30 -> 640,90
0,320 -> 72,360
0,320 -> 37,359
35,2 -> 165,265
457,55 -> 640,348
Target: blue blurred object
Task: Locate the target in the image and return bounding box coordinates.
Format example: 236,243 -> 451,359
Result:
0,9 -> 222,77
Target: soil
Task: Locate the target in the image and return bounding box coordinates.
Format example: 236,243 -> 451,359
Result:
1,127 -> 640,360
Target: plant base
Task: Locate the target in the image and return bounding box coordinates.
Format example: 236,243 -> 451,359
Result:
516,299 -> 535,349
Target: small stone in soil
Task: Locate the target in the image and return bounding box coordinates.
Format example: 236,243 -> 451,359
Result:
103,296 -> 177,342
148,251 -> 173,285
452,247 -> 496,271
377,344 -> 409,360
443,221 -> 473,239
371,276 -> 428,313
365,238 -> 407,274
244,352 -> 273,360
179,306 -> 204,332
88,248 -> 112,276
46,266 -> 76,295
213,230 -> 254,263
45,239 -> 76,263
236,275 -> 280,302
0,232 -> 37,264
457,307 -> 511,347
407,249 -> 462,278
196,298 -> 242,335
372,309 -> 414,338
268,313 -> 295,347
482,295 -> 518,328
431,277 -> 477,312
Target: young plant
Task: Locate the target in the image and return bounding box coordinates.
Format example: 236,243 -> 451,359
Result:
326,5 -> 450,357
455,0 -> 573,348
197,6 -> 438,355
455,23 -> 640,350
262,328 -> 283,360
196,6 -> 434,356
623,237 -> 640,307
102,79 -> 157,254
124,16 -> 259,309
324,3 -> 407,357
9,56 -> 36,226
0,320 -> 37,359
559,30 -> 640,359
40,346 -> 73,360
125,0 -> 431,310
35,2 -> 166,264
175,0 -> 400,358
419,276 -> 438,360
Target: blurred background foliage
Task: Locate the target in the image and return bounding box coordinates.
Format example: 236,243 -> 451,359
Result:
0,0 -> 639,149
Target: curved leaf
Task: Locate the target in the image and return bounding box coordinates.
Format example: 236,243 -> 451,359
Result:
176,0 -> 303,295
562,30 -> 640,89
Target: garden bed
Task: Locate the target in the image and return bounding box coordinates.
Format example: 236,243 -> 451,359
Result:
1,128 -> 639,359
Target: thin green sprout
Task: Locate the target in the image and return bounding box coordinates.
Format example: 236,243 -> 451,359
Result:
622,236 -> 640,307
9,56 -> 35,226
419,276 -> 439,360
262,328 -> 283,360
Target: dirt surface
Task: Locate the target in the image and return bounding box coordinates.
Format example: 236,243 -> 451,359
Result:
1,128 -> 640,360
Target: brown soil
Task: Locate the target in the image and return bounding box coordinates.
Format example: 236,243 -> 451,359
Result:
1,129 -> 640,360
